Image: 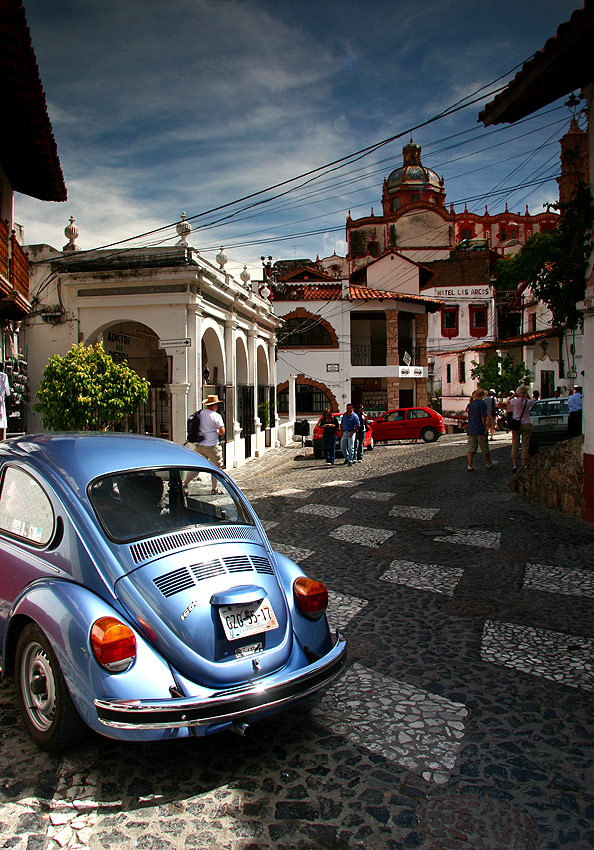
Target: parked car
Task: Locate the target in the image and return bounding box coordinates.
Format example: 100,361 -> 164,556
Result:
0,433 -> 346,751
370,407 -> 446,443
529,397 -> 570,453
311,412 -> 374,459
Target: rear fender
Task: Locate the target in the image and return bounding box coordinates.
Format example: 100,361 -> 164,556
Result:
271,552 -> 332,657
7,580 -> 177,733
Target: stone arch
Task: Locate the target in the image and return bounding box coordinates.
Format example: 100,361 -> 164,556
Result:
235,335 -> 248,385
201,322 -> 226,386
256,340 -> 270,386
276,374 -> 339,414
278,307 -> 339,348
85,320 -> 170,437
86,320 -> 168,386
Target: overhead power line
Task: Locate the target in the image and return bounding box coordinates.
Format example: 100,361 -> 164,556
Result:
44,76 -> 524,262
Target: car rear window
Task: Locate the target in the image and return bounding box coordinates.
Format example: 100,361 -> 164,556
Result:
89,468 -> 254,543
531,399 -> 569,417
546,400 -> 569,415
408,409 -> 431,419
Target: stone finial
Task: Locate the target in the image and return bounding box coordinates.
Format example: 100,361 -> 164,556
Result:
260,282 -> 271,301
63,216 -> 80,252
176,212 -> 192,246
240,265 -> 251,287
216,246 -> 228,268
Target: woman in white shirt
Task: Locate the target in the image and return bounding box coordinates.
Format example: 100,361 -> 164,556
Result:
510,385 -> 535,473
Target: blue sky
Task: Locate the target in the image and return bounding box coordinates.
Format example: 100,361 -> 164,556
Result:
15,0 -> 584,279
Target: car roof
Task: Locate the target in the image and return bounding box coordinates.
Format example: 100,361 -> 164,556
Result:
0,433 -> 203,490
384,407 -> 434,412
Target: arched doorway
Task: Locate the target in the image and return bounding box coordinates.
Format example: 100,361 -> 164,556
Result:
201,326 -> 225,390
89,321 -> 171,437
236,337 -> 252,458
256,343 -> 273,445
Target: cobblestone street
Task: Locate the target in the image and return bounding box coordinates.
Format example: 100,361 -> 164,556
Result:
1,433 -> 594,850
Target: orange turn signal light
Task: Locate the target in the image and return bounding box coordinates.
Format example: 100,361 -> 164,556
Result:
293,577 -> 328,619
91,617 -> 136,673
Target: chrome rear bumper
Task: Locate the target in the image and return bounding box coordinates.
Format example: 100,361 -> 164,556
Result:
95,632 -> 347,730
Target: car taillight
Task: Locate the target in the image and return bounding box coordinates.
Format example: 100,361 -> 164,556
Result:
293,577 -> 328,619
91,617 -> 136,672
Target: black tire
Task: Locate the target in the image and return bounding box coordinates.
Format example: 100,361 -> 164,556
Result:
421,427 -> 438,443
366,436 -> 374,451
15,623 -> 87,752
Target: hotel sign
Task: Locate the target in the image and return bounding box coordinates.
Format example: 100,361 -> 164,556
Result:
435,286 -> 491,297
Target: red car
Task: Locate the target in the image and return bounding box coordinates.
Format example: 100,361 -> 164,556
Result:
312,412 -> 374,459
370,407 -> 446,443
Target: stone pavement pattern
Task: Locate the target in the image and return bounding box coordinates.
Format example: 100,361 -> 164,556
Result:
1,434 -> 593,849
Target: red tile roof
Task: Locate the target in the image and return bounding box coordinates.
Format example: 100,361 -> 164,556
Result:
479,1 -> 594,126
270,283 -> 341,302
349,284 -> 443,308
439,328 -> 557,356
0,0 -> 66,201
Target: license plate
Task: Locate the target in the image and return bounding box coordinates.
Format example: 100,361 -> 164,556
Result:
542,417 -> 558,425
219,599 -> 279,641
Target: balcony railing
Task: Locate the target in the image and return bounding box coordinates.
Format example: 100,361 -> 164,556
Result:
0,220 -> 9,281
0,221 -> 30,313
10,233 -> 29,300
351,344 -> 388,366
351,344 -> 422,367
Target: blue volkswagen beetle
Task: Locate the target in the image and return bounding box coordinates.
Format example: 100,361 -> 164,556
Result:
0,433 -> 346,751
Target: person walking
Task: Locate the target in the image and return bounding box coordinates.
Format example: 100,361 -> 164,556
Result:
0,366 -> 10,441
320,408 -> 338,465
567,385 -> 583,437
340,403 -> 360,466
510,384 -> 534,472
188,394 -> 225,493
354,404 -> 368,463
466,388 -> 497,471
485,389 -> 497,439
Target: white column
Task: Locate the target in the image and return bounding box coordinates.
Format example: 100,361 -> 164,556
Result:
168,382 -> 190,445
248,327 -> 258,424
288,374 -> 297,423
187,304 -> 202,414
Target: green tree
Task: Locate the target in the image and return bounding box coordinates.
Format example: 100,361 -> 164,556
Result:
470,354 -> 531,397
34,343 -> 150,431
495,183 -> 594,329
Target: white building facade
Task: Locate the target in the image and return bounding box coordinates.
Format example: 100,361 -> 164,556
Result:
271,254 -> 442,422
24,225 -> 281,468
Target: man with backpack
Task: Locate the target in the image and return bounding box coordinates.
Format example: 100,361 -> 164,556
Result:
185,394 -> 225,494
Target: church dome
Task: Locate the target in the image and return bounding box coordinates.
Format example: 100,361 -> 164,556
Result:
384,141 -> 445,212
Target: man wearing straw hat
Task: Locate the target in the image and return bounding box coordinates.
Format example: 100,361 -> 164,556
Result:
191,394 -> 225,494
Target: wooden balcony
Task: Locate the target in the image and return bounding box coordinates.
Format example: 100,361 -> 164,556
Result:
0,221 -> 30,318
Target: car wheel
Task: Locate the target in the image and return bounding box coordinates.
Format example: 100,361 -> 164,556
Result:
15,623 -> 87,752
421,427 -> 438,443
366,436 -> 374,451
